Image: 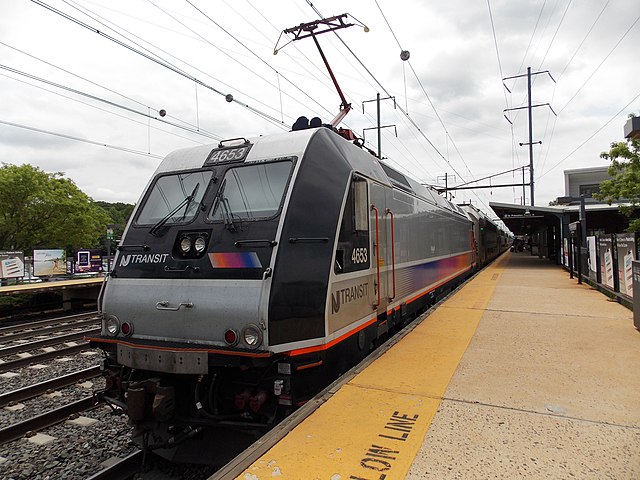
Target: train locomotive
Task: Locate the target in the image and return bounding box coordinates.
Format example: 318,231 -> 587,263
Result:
88,124 -> 507,461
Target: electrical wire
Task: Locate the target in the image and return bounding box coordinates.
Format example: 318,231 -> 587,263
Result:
303,2 -> 450,167
0,40 -> 213,133
537,0 -> 574,70
367,0 -> 494,212
556,0 -> 610,81
65,0 -> 289,126
0,71 -> 209,146
517,0 -> 547,76
558,11 -> 640,114
0,119 -> 164,159
181,0 -> 337,120
486,0 -> 509,108
238,0 -> 340,100
31,0 -> 288,129
539,90 -> 640,179
0,64 -> 223,141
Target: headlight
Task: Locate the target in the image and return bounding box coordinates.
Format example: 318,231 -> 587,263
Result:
194,236 -> 207,253
105,315 -> 120,336
179,237 -> 192,254
242,324 -> 263,349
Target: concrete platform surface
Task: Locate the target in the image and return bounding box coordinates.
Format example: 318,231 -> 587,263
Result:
407,252 -> 640,479
237,252 -> 640,479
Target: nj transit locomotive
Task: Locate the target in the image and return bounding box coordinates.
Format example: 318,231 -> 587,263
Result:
89,125 -> 506,460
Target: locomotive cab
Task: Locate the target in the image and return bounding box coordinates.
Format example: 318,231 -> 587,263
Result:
89,126 -> 477,462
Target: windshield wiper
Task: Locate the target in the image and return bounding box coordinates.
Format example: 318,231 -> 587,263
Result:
213,179 -> 237,232
221,197 -> 237,232
149,183 -> 200,237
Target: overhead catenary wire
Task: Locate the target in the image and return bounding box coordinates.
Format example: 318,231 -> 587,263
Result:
367,0 -> 495,212
302,2 -> 456,175
539,90 -> 640,179
0,64 -> 223,140
8,1 -> 633,211
0,40 -> 211,133
31,0 -> 289,130
181,0 -> 338,121
536,0 -> 574,71
371,0 -> 476,180
35,2 -> 420,172
556,0 -> 610,82
0,119 -> 164,159
248,3 -> 441,182
236,0 -> 343,100
65,0 -> 292,126
254,1 -> 451,183
0,71 -> 210,146
558,11 -> 640,114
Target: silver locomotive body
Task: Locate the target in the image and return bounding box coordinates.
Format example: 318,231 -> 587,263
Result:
90,127 -> 503,461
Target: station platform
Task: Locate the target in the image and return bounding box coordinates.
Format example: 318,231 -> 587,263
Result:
0,277 -> 103,296
236,251 -> 640,479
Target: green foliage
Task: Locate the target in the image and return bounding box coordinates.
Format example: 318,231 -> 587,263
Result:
595,138 -> 640,232
0,163 -> 111,251
94,201 -> 134,226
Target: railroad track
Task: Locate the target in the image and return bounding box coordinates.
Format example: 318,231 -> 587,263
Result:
0,311 -> 98,335
0,310 -> 140,479
0,312 -> 101,374
0,328 -> 100,358
0,365 -> 101,408
0,396 -> 100,445
0,317 -> 99,343
0,366 -> 104,446
1,275 -> 467,479
85,450 -> 144,480
0,342 -> 92,373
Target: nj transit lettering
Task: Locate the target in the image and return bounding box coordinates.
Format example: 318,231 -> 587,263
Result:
119,253 -> 168,267
331,282 -> 369,314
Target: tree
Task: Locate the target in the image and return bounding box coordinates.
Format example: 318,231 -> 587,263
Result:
94,201 -> 135,226
0,163 -> 111,252
595,124 -> 640,232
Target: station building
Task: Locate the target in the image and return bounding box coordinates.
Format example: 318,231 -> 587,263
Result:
490,116 -> 639,301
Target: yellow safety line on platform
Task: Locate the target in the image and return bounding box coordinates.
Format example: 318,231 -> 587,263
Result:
238,254 -> 509,480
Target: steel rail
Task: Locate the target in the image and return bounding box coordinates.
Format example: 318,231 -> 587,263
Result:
0,311 -> 98,334
85,450 -> 144,480
0,342 -> 90,373
0,318 -> 99,343
0,365 -> 101,407
0,328 -> 100,357
0,396 -> 99,445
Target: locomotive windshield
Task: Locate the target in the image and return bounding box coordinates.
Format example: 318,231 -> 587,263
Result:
209,160 -> 292,221
136,170 -> 213,225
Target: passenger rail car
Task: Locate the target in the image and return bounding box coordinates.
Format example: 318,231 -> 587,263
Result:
89,126 -> 505,459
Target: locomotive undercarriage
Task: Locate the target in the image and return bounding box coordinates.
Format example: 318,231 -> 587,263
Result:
96,350 -> 292,462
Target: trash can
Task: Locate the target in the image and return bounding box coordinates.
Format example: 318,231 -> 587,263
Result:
633,260 -> 640,331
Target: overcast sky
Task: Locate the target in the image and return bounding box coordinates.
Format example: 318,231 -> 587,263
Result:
1,0 -> 639,219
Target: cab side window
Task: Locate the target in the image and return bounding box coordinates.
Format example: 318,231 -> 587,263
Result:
335,177 -> 370,274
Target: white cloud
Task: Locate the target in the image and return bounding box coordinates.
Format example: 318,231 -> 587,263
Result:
0,0 -> 638,212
